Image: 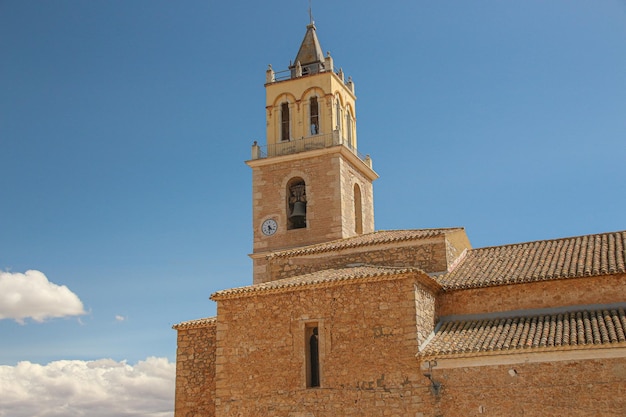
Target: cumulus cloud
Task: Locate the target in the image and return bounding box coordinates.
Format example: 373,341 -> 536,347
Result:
115,315 -> 126,322
0,270 -> 86,324
0,356 -> 175,417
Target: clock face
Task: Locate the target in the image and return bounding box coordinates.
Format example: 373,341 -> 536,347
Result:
261,219 -> 278,236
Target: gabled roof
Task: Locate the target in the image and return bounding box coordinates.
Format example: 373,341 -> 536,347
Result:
211,265 -> 432,300
293,23 -> 325,66
420,307 -> 626,359
438,230 -> 626,290
267,228 -> 465,259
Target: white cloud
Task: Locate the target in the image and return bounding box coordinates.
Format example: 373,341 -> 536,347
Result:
0,270 -> 86,324
0,356 -> 174,417
115,315 -> 126,322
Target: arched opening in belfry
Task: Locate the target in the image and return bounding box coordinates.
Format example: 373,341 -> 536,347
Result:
287,177 -> 307,230
309,96 -> 319,135
346,109 -> 354,149
335,97 -> 342,136
281,102 -> 290,141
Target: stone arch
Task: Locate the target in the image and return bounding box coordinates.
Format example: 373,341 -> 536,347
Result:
270,92 -> 298,108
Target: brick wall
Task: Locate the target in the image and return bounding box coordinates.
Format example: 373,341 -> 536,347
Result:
174,321 -> 217,417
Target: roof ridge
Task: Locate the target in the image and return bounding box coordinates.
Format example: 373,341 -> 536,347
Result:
267,227 -> 465,258
472,229 -> 626,253
211,264 -> 430,300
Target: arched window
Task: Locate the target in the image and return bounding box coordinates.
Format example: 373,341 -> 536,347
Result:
287,177 -> 306,230
281,102 -> 290,141
354,183 -> 363,234
346,110 -> 353,148
335,99 -> 342,136
309,97 -> 319,135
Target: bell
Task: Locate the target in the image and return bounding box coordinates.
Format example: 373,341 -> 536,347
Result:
290,201 -> 306,218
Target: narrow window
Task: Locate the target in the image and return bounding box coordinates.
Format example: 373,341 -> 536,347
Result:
346,111 -> 353,148
287,177 -> 306,230
281,102 -> 290,141
309,97 -> 319,135
354,183 -> 363,234
335,99 -> 342,135
306,324 -> 320,388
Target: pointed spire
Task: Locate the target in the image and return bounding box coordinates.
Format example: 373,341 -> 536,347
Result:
291,23 -> 325,77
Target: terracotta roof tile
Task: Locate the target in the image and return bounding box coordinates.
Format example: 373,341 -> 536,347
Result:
268,228 -> 464,258
438,230 -> 626,290
421,308 -> 626,358
211,265 -> 427,300
172,316 -> 216,330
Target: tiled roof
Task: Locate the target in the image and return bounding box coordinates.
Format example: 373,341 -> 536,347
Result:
438,230 -> 626,290
172,316 -> 216,330
421,308 -> 626,359
268,228 -> 464,259
211,265 -> 429,300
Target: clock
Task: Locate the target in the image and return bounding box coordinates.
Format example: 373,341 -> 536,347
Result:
261,219 -> 278,236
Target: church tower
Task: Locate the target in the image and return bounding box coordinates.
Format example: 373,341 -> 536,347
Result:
247,22 -> 378,284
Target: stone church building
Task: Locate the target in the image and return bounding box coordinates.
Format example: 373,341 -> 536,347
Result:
173,23 -> 626,417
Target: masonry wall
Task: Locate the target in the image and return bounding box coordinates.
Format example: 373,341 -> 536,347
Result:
438,273 -> 626,317
268,239 -> 451,282
425,357 -> 626,416
174,322 -> 217,417
213,274 -> 436,416
250,152 -> 344,256
338,157 -> 375,237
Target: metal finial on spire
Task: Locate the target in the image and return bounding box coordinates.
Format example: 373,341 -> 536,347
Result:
308,0 -> 314,25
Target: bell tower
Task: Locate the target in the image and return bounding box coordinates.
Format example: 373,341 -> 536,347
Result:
247,22 -> 378,284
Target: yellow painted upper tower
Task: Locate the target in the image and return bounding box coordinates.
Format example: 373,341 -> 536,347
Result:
247,22 -> 378,284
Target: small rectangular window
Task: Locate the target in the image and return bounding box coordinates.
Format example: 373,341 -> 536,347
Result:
305,323 -> 320,388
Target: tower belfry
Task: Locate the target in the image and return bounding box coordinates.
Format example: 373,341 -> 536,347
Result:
247,22 -> 378,284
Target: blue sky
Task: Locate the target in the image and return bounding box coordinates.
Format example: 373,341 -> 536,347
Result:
1,1 -> 625,416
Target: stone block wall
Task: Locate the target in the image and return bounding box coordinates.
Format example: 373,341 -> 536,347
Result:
438,273 -> 626,317
426,357 -> 626,416
249,147 -> 377,284
338,157 -> 375,237
213,273 -> 436,416
267,239 -> 450,282
251,151 -> 371,255
174,320 -> 217,417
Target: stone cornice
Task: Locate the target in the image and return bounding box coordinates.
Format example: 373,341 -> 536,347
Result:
245,144 -> 378,182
